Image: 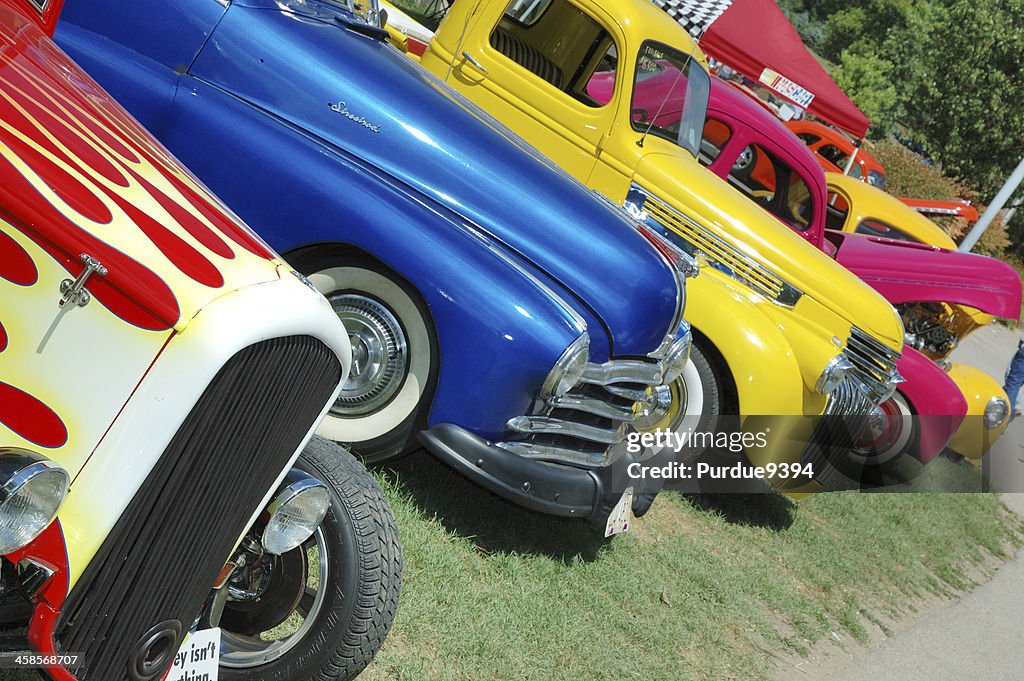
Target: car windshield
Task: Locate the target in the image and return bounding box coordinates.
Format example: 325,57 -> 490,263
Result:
868,170 -> 886,190
630,41 -> 710,158
319,0 -> 382,25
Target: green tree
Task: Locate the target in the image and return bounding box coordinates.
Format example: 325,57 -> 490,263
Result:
899,0 -> 1024,198
832,44 -> 904,138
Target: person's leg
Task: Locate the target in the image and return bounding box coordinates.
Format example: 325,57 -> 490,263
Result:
1003,346 -> 1024,412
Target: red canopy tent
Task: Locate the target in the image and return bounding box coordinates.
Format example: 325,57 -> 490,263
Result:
653,0 -> 870,139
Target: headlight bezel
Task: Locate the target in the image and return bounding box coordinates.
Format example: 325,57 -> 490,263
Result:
0,449 -> 70,555
261,469 -> 331,555
984,396 -> 1010,430
541,332 -> 591,398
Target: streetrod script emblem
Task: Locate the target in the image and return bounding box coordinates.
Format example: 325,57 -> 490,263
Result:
328,101 -> 381,133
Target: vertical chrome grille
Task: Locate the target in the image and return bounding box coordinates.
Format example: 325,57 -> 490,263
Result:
55,336 -> 342,681
845,327 -> 901,404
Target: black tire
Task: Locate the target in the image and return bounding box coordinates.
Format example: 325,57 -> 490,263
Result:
218,436 -> 402,681
290,251 -> 438,464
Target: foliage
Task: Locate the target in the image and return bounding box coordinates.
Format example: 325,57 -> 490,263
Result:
781,0 -> 1024,211
870,137 -> 1011,257
833,45 -> 904,139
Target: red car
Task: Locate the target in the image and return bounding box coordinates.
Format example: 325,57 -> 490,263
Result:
785,118 -> 888,190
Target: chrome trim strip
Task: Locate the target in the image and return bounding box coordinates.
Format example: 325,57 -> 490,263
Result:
506,416 -> 626,445
604,385 -> 649,401
548,394 -> 635,421
496,441 -> 610,468
581,360 -> 663,386
625,185 -> 805,308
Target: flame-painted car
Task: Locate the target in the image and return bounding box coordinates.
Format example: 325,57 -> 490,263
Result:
701,78 -> 1021,465
0,2 -> 402,680
56,0 -> 694,525
418,0 -> 907,489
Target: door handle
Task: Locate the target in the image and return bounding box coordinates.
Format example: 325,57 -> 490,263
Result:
461,51 -> 488,73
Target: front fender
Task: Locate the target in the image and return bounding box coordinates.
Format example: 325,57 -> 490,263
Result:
161,81 -> 588,441
946,363 -> 1009,462
895,348 -> 967,463
687,272 -> 821,417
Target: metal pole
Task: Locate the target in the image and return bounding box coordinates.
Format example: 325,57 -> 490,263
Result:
960,155 -> 1024,252
1003,197 -> 1023,225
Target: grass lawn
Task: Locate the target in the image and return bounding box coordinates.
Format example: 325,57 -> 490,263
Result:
2,453 -> 1019,681
360,452 -> 1022,681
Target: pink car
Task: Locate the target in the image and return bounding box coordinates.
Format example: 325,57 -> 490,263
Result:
700,78 -> 1022,469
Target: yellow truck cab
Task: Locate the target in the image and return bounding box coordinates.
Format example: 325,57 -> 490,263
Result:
420,0 -> 906,484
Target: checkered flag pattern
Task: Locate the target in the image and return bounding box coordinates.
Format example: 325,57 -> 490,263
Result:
652,0 -> 734,39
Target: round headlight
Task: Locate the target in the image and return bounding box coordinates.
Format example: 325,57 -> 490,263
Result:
262,470 -> 331,555
0,451 -> 70,555
816,354 -> 855,395
541,332 -> 590,398
984,396 -> 1009,430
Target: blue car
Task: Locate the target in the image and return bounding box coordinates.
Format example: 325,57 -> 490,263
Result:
57,0 -> 694,524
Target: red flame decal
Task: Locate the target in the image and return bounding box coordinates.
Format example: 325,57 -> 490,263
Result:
0,381 -> 68,448
0,150 -> 180,330
124,165 -> 234,260
0,321 -> 6,353
0,65 -> 129,187
0,228 -> 37,285
100,181 -> 225,289
0,124 -> 113,225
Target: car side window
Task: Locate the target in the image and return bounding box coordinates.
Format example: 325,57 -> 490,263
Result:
818,144 -> 848,167
796,132 -> 819,146
855,218 -> 916,242
699,118 -> 731,166
726,143 -> 814,232
491,0 -> 617,108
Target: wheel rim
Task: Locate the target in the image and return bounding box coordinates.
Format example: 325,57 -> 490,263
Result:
220,529 -> 329,668
851,394 -> 912,465
733,145 -> 754,171
330,293 -> 408,417
636,359 -> 705,434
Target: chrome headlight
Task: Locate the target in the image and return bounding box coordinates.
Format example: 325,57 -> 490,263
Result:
816,354 -> 855,395
984,396 -> 1010,430
0,450 -> 70,554
541,332 -> 590,398
262,469 -> 331,555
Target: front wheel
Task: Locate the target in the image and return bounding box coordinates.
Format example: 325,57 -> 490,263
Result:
293,252 -> 437,463
217,436 -> 402,681
849,391 -> 915,469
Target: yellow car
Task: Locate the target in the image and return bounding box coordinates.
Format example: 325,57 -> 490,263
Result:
825,173 -> 1019,461
420,0 -> 906,488
826,172 -> 958,249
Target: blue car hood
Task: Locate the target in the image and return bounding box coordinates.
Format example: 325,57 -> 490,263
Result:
190,0 -> 678,356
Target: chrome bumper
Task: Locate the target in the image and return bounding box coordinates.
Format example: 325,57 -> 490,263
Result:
497,323 -> 692,468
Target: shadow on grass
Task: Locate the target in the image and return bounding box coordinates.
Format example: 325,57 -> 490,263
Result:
679,491 -> 797,532
380,449 -> 610,564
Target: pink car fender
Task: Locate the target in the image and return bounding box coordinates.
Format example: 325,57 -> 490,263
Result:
897,348 -> 967,463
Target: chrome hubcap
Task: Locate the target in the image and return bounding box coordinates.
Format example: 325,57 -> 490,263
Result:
734,145 -> 754,171
632,384 -> 675,432
330,293 -> 408,417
